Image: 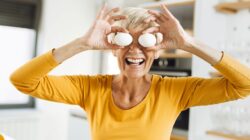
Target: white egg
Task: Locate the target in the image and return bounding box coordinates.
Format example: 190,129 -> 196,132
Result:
138,33 -> 157,47
113,32 -> 133,47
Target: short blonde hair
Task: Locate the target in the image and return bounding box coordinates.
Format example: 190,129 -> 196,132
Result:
112,7 -> 158,30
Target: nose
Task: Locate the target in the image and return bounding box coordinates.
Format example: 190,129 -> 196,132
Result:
128,44 -> 142,53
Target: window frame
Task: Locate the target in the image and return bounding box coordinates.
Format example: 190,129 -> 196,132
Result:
0,0 -> 41,109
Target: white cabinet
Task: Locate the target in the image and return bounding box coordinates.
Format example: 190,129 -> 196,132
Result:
68,110 -> 91,140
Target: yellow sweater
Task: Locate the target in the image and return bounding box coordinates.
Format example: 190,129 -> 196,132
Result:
0,134 -> 4,140
10,50 -> 250,140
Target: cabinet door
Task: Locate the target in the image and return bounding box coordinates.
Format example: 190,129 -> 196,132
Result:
68,115 -> 91,140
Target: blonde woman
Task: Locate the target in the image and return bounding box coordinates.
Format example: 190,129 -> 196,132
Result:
10,4 -> 250,140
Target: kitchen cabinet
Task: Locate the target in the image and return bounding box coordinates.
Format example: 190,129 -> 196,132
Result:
68,110 -> 91,140
206,130 -> 250,140
171,129 -> 188,140
215,1 -> 250,14
190,1 -> 250,139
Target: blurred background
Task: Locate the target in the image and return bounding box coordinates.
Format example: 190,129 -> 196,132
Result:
0,0 -> 250,140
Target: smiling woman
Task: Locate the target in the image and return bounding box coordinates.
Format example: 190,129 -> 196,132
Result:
9,4 -> 250,140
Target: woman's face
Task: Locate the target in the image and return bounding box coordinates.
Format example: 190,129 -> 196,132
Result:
113,27 -> 160,79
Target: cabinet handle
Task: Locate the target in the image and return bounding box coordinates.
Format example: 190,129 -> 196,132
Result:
71,114 -> 87,120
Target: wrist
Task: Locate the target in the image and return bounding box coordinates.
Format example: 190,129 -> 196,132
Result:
75,37 -> 92,51
182,37 -> 197,53
182,38 -> 223,65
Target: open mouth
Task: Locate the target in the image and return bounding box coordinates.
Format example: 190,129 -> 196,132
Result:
125,58 -> 145,65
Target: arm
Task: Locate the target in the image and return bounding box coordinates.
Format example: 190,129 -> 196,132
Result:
179,40 -> 250,109
184,39 -> 222,65
52,38 -> 88,63
9,5 -> 126,107
171,52 -> 250,110
147,4 -> 250,109
9,50 -> 90,106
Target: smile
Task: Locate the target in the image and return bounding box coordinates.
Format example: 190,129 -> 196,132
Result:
125,58 -> 145,65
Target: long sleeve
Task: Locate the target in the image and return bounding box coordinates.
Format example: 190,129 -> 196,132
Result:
9,50 -> 89,108
168,52 -> 250,110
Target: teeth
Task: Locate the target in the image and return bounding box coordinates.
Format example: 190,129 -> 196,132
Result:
127,58 -> 144,63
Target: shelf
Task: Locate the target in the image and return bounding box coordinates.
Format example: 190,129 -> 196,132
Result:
171,134 -> 187,140
171,129 -> 188,140
160,53 -> 192,58
138,0 -> 195,9
206,130 -> 250,140
215,1 -> 250,14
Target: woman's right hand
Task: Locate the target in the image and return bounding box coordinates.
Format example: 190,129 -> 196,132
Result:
81,4 -> 128,50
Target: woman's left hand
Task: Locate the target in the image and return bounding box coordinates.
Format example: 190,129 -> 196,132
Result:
143,4 -> 193,51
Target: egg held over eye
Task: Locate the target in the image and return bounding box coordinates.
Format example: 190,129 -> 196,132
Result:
138,33 -> 157,47
107,32 -> 132,47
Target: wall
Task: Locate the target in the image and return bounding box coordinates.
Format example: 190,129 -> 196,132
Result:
190,0 -> 250,139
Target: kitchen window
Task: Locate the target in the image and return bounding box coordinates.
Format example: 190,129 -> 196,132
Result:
0,0 -> 41,109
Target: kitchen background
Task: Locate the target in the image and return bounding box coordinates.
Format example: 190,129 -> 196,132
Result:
0,0 -> 250,140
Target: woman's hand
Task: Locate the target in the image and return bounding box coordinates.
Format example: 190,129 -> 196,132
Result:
81,4 -> 128,50
143,4 -> 193,51
143,4 -> 223,65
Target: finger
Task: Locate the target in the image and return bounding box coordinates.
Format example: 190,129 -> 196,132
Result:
104,36 -> 123,49
96,3 -> 108,19
104,7 -> 120,20
142,26 -> 160,34
147,10 -> 165,22
160,4 -> 175,19
109,26 -> 129,33
108,15 -> 127,24
143,16 -> 157,23
148,10 -> 161,17
144,17 -> 163,27
110,44 -> 124,49
148,9 -> 171,21
104,40 -> 125,49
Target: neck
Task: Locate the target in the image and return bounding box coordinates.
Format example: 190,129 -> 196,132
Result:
112,74 -> 152,96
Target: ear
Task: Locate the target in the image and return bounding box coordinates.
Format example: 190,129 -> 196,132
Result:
154,50 -> 160,59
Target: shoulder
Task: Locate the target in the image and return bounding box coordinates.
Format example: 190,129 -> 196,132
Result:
75,74 -> 112,84
152,75 -> 202,89
153,74 -> 191,84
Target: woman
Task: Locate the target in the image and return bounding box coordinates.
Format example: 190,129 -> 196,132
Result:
10,4 -> 250,140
